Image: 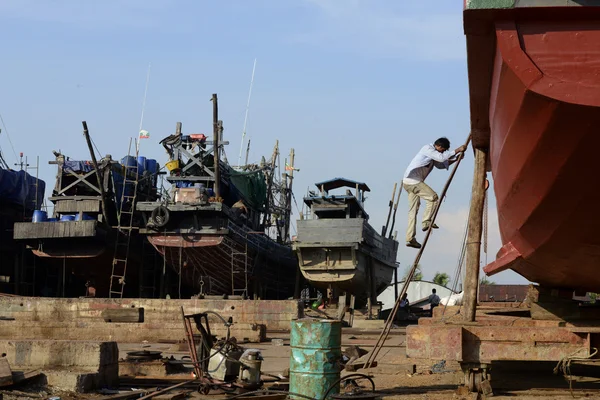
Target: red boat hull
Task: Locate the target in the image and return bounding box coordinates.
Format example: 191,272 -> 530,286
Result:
465,6 -> 600,291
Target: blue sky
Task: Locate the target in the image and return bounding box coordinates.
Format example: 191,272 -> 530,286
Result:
0,0 -> 529,286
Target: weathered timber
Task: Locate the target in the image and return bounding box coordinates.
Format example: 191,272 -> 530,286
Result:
82,121 -> 110,226
463,147 -> 488,322
50,197 -> 101,213
102,308 -> 144,323
0,358 -> 12,387
11,369 -> 41,384
13,220 -> 99,239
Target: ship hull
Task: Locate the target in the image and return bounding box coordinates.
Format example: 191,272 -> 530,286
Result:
294,218 -> 398,305
465,6 -> 600,291
147,223 -> 298,299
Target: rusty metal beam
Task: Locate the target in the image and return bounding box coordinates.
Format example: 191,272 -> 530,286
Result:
407,324 -> 592,363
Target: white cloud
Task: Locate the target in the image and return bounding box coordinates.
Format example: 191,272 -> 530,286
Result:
294,0 -> 466,61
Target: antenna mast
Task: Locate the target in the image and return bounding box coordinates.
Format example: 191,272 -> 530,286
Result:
238,58 -> 257,167
136,62 -> 151,154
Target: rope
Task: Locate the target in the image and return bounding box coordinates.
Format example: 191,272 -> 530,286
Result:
553,347 -> 598,396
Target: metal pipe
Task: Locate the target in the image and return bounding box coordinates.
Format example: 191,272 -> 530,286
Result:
212,94 -> 220,198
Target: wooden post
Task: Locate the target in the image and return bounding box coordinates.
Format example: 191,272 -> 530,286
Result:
211,94 -> 220,199
82,121 -> 110,226
463,147 -> 488,322
382,183 -> 397,236
284,149 -> 295,242
394,265 -> 399,302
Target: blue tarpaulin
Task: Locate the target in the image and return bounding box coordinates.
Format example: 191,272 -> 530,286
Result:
0,168 -> 45,210
63,160 -> 94,173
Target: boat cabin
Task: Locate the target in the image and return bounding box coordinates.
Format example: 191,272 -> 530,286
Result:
304,178 -> 370,220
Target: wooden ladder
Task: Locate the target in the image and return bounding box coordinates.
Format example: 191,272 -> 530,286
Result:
109,142 -> 139,298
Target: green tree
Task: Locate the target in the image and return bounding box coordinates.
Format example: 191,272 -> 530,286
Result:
588,293 -> 598,304
433,272 -> 450,287
480,276 -> 495,285
403,264 -> 423,281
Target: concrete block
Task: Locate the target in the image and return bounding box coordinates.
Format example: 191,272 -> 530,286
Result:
0,321 -> 265,343
0,340 -> 118,369
351,319 -> 386,330
0,298 -> 302,331
43,365 -> 118,392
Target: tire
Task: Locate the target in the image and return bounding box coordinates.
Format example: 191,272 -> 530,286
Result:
150,206 -> 170,228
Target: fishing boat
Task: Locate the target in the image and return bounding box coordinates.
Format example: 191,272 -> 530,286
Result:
13,146 -> 163,297
293,178 -> 399,306
136,94 -> 298,299
464,1 -> 600,291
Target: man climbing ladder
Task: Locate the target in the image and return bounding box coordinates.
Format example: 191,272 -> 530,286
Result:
403,137 -> 466,249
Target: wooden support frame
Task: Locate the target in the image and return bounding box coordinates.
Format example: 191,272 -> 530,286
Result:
58,169 -> 102,195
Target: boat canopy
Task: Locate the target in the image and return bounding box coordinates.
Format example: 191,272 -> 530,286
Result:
314,178 -> 370,194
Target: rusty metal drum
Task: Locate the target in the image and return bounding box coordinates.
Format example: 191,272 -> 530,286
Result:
289,318 -> 342,400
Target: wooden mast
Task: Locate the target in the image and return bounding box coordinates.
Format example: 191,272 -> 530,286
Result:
463,147 -> 488,322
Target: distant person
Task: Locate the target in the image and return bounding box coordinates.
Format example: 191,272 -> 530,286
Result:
429,288 -> 441,316
403,138 -> 466,249
399,293 -> 410,312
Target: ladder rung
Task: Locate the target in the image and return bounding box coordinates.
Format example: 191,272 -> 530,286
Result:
113,258 -> 127,263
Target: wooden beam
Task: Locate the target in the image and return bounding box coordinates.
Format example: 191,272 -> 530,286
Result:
0,358 -> 13,387
82,121 -> 110,227
463,147 -> 488,322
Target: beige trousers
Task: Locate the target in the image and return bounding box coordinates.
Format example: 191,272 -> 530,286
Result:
403,182 -> 439,242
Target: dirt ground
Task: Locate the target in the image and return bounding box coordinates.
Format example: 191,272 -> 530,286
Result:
3,329 -> 600,399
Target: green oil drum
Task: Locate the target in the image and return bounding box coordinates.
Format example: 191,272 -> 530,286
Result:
289,318 -> 342,400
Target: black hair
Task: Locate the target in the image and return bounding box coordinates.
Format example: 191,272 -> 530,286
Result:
432,288 -> 437,293
434,137 -> 450,150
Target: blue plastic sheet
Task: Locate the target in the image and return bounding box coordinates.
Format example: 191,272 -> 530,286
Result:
0,168 -> 45,210
63,160 -> 94,173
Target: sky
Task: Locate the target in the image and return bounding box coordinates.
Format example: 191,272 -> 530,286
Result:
0,0 -> 530,287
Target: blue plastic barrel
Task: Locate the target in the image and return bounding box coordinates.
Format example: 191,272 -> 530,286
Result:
121,156 -> 137,168
75,213 -> 94,221
60,214 -> 76,222
146,159 -> 157,175
137,156 -> 147,175
289,319 -> 341,400
47,218 -> 57,222
32,210 -> 47,223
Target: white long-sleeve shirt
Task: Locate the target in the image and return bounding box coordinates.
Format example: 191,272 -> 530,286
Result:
403,144 -> 456,185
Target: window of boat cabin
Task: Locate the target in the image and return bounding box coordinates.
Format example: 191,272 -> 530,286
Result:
311,191 -> 364,219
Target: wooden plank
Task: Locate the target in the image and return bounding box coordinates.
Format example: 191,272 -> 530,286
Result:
0,358 -> 13,387
13,220 -> 97,239
53,198 -> 101,213
11,369 -> 41,384
102,308 -> 144,323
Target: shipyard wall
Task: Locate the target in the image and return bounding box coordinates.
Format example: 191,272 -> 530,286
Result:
0,297 -> 303,343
